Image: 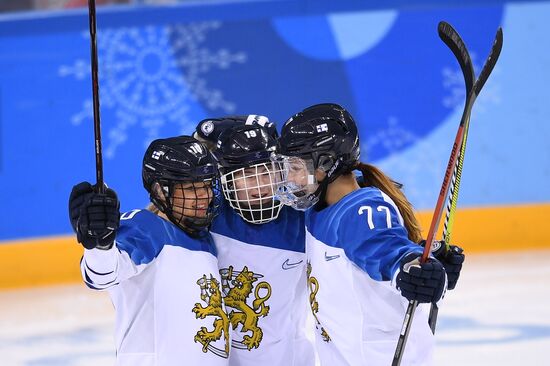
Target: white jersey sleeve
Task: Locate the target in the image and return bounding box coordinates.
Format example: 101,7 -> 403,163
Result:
80,209 -> 166,290
80,209 -> 231,366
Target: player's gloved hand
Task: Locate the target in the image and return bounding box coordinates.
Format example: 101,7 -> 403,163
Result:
421,240 -> 465,290
68,181 -> 120,250
396,253 -> 446,303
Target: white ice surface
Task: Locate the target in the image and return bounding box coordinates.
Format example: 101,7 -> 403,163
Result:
1,250 -> 549,365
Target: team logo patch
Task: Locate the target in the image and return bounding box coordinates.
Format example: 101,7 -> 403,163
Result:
431,239 -> 442,253
307,262 -> 331,342
151,150 -> 164,160
192,274 -> 230,358
201,120 -> 215,136
316,123 -> 328,132
220,265 -> 271,350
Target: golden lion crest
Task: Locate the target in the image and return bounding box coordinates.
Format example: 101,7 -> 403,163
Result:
307,262 -> 331,342
220,265 -> 272,351
192,274 -> 230,358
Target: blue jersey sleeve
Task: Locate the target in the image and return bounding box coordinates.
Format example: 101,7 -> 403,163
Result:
337,194 -> 423,281
116,209 -> 195,265
115,210 -> 168,265
116,209 -> 216,265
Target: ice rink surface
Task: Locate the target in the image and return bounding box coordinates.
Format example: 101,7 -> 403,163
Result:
1,250 -> 549,365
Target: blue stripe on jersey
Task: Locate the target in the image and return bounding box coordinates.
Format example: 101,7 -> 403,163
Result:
306,187 -> 423,281
84,260 -> 115,276
115,210 -> 217,265
211,200 -> 305,253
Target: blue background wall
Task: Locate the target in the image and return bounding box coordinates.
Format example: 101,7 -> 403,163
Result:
0,0 -> 549,242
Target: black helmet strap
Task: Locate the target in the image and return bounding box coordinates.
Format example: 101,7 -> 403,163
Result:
312,155 -> 358,210
149,181 -> 215,236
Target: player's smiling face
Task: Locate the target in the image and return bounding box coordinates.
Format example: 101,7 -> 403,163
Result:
171,181 -> 213,219
231,164 -> 276,207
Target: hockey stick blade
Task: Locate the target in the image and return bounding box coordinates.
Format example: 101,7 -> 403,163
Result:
474,27 -> 503,97
438,21 -> 475,95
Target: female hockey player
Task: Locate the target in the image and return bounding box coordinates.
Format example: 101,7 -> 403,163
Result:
68,136 -> 231,366
194,116 -> 316,366
274,103 -> 463,366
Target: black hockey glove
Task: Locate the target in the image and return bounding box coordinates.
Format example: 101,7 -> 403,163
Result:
68,181 -> 120,250
396,253 -> 446,303
421,240 -> 465,290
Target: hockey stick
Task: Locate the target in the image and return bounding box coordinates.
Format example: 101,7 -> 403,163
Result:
392,22 -> 503,366
87,0 -> 105,194
427,21 -> 475,333
428,22 -> 503,333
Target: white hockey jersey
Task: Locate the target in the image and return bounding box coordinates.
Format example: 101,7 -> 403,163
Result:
210,202 -> 315,366
305,188 -> 435,366
81,209 -> 230,366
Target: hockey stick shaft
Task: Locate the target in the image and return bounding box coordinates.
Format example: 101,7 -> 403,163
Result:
393,24 -> 472,364
88,0 -> 104,193
443,117 -> 470,244
429,18 -> 475,322
437,21 -> 475,250
428,28 -> 502,333
442,26 -> 503,248
392,119 -> 467,366
393,23 -> 503,364
428,111 -> 471,333
419,20 -> 487,265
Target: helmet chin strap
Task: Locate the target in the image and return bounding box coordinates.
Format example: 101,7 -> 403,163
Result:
312,178 -> 330,211
312,157 -> 357,211
181,217 -> 209,238
310,156 -> 341,210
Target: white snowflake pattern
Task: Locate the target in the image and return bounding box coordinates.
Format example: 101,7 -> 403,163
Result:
442,52 -> 501,115
378,140 -> 445,209
363,117 -> 443,208
362,117 -> 417,159
59,22 -> 247,158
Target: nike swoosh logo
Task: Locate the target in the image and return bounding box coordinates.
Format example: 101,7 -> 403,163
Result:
282,259 -> 304,270
324,252 -> 341,261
